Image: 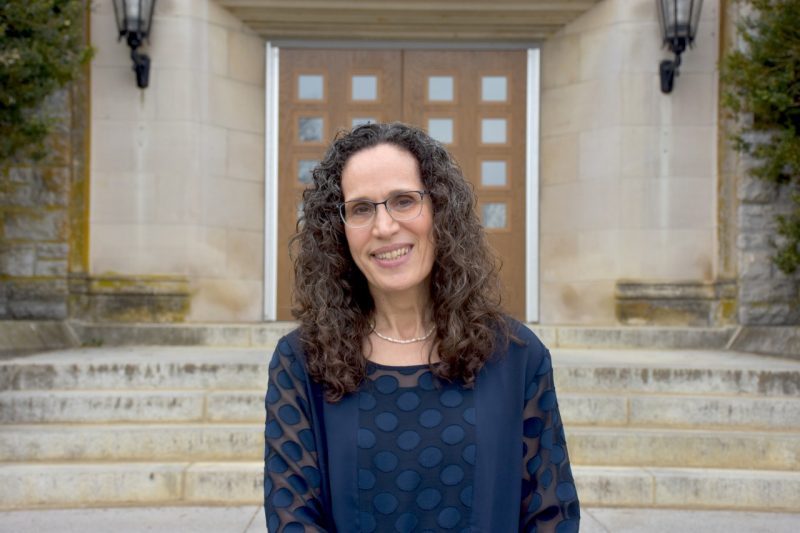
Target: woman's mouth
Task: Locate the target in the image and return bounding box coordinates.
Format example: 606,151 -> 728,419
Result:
372,246 -> 411,261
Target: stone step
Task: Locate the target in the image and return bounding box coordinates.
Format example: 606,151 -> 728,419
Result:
2,347 -> 799,397
0,424 -> 263,462
1,462 -> 798,511
0,347 -> 268,392
0,390 -> 268,424
559,392 -> 800,430
566,427 -> 800,471
67,321 -> 736,350
1,424 -> 798,472
575,466 -> 800,512
3,389 -> 798,429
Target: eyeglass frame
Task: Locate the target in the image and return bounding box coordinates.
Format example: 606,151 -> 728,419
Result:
338,190 -> 431,228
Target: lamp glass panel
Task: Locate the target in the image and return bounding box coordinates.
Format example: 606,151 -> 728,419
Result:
689,0 -> 703,39
112,0 -> 125,33
117,0 -> 156,34
125,0 -> 140,22
660,0 -> 701,38
141,0 -> 155,33
121,0 -> 140,32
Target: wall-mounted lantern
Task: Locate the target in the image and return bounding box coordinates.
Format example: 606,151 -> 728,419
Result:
656,0 -> 703,93
112,0 -> 157,89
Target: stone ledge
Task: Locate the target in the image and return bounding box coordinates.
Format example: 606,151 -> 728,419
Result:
615,280 -> 737,327
2,463 -> 799,511
550,326 -> 735,349
11,320 -> 800,356
62,322 -> 735,350
730,326 -> 800,361
68,321 -> 297,348
0,321 -> 78,357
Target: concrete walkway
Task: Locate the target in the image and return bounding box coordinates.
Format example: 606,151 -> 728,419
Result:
0,506 -> 798,532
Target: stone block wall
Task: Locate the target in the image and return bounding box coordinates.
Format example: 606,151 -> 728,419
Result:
737,174 -> 800,325
539,0 -> 721,324
90,0 -> 266,322
0,90 -> 77,320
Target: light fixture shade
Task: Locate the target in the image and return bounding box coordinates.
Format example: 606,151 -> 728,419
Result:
112,0 -> 157,40
657,0 -> 703,51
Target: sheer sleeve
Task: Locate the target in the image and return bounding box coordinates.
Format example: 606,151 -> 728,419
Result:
520,349 -> 580,533
264,338 -> 329,532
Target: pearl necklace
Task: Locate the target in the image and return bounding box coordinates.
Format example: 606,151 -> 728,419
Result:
371,323 -> 436,344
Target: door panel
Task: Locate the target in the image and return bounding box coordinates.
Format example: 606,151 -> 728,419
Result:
277,49 -> 527,320
403,50 -> 527,318
277,50 -> 403,320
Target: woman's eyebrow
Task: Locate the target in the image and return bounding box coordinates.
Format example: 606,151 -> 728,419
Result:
344,189 -> 416,202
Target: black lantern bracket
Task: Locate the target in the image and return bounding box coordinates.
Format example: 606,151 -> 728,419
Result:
659,43 -> 684,94
656,0 -> 703,94
113,0 -> 157,89
126,32 -> 151,89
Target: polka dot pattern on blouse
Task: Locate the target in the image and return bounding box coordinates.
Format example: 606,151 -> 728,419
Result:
263,335 -> 580,532
356,362 -> 475,532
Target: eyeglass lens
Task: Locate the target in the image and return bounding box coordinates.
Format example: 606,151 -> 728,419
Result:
342,191 -> 424,227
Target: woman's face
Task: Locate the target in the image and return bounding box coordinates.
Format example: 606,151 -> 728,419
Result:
340,143 -> 436,302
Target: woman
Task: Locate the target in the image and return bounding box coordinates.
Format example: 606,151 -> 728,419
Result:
264,122 -> 579,532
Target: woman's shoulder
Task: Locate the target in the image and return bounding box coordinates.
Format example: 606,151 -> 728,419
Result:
501,316 -> 548,351
494,316 -> 550,373
271,327 -> 309,370
278,327 -> 304,353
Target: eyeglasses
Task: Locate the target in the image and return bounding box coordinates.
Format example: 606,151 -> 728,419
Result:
339,190 -> 429,228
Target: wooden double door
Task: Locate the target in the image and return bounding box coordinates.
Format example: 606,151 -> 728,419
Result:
277,49 -> 528,320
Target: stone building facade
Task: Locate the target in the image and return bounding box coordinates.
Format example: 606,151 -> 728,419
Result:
0,0 -> 797,328
0,83 -> 88,321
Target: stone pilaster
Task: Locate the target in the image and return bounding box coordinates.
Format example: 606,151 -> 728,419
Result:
736,174 -> 800,325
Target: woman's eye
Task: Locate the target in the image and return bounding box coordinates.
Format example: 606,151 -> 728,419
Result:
351,203 -> 373,216
393,195 -> 416,209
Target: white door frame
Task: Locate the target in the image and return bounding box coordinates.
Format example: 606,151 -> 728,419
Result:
525,48 -> 541,323
263,43 -> 541,322
263,42 -> 279,321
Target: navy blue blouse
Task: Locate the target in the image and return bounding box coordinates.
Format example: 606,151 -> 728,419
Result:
264,321 -> 580,532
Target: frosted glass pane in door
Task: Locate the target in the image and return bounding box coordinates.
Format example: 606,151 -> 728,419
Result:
428,76 -> 454,101
298,117 -> 323,142
480,161 -> 507,187
298,75 -> 324,100
481,76 -> 507,102
481,118 -> 507,144
298,160 -> 318,184
482,203 -> 507,229
352,117 -> 376,127
428,118 -> 453,144
352,75 -> 378,101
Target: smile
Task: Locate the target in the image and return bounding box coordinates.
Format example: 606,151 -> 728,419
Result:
372,246 -> 411,260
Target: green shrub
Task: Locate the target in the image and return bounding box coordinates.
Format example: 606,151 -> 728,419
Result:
0,0 -> 93,161
722,0 -> 800,274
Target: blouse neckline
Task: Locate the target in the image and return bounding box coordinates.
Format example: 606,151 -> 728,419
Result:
365,360 -> 439,371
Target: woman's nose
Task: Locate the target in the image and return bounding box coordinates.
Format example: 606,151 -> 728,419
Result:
372,203 -> 398,235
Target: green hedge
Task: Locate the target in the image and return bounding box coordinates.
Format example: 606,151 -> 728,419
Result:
722,0 -> 800,274
0,0 -> 93,162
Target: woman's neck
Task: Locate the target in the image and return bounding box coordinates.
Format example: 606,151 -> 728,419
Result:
370,286 -> 433,339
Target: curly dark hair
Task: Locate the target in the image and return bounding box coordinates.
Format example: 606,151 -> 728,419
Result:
291,122 -> 512,402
